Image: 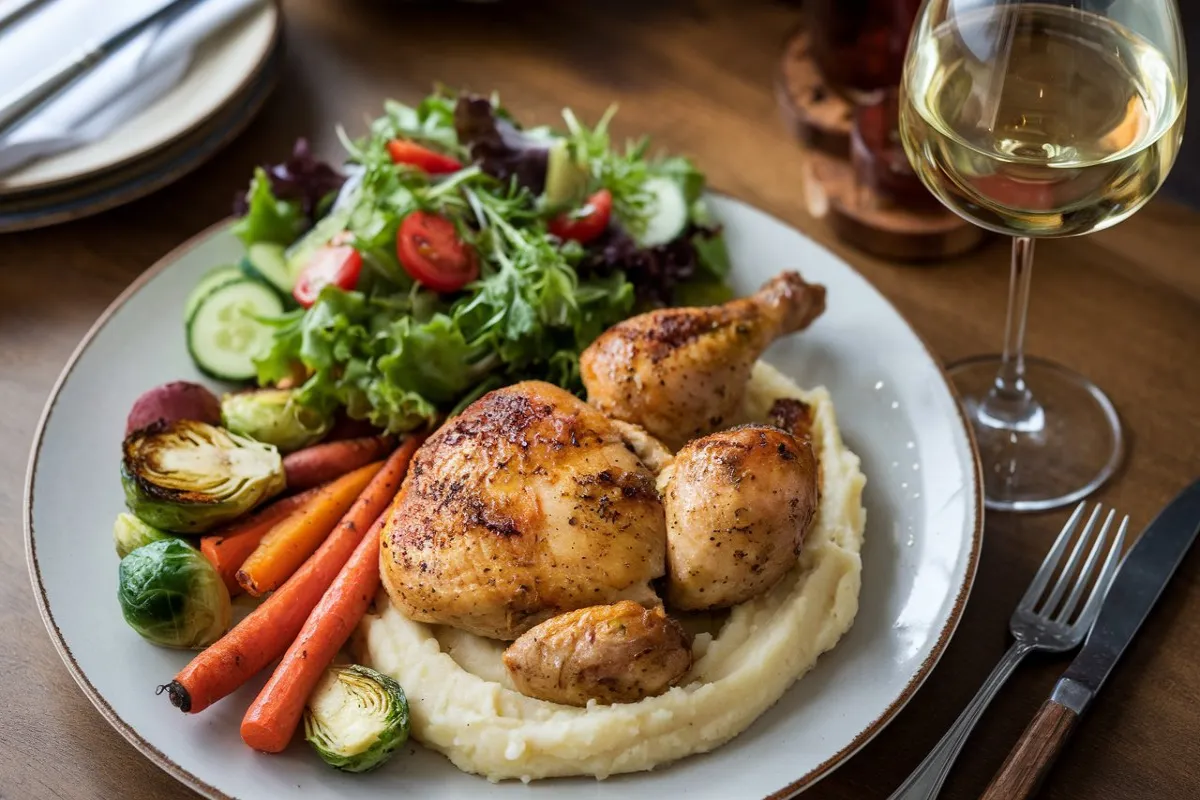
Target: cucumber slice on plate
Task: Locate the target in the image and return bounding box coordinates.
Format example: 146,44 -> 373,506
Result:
183,265 -> 244,323
186,280 -> 283,381
241,242 -> 294,297
637,176 -> 689,247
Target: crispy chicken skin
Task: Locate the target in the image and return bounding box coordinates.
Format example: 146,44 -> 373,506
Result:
661,425 -> 819,610
503,601 -> 693,706
380,382 -> 667,641
579,271 -> 826,450
767,397 -> 815,443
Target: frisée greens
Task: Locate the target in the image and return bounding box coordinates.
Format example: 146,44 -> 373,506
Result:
189,89 -> 731,433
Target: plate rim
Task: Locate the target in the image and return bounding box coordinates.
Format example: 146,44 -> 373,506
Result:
0,0 -> 283,197
24,201 -> 984,800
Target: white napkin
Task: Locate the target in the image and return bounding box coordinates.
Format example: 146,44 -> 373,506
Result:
0,0 -> 264,177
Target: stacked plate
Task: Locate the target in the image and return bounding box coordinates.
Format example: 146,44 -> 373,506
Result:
0,0 -> 282,233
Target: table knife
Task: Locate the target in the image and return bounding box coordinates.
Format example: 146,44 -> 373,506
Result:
980,477 -> 1200,800
0,0 -> 203,137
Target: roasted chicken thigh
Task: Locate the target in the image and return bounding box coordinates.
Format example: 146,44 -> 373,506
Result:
661,424 -> 819,610
580,271 -> 826,450
380,382 -> 667,641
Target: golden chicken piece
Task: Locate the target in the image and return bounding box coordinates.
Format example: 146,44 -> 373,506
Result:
767,396 -> 815,443
380,382 -> 667,641
661,425 -> 819,610
503,601 -> 693,706
580,271 -> 826,450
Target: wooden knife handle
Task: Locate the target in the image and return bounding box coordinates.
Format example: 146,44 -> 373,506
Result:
980,699 -> 1079,800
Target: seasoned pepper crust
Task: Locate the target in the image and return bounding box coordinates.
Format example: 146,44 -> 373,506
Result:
380,381 -> 666,641
661,424 -> 820,610
580,271 -> 826,450
768,397 -> 815,442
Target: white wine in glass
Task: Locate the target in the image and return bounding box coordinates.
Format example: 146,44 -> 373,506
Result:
899,0 -> 1187,511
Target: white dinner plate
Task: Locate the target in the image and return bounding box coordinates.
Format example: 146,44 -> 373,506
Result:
25,196 -> 982,800
0,0 -> 280,194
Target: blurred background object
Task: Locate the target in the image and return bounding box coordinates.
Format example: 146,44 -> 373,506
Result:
0,0 -> 280,231
788,0 -> 1199,208
778,0 -> 988,261
808,0 -> 922,102
1163,2 -> 1198,204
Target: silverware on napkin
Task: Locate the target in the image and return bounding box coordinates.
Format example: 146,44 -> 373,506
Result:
0,0 -> 203,138
889,503 -> 1129,800
980,478 -> 1200,800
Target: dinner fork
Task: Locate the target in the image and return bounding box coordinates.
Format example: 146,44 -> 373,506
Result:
888,503 -> 1128,800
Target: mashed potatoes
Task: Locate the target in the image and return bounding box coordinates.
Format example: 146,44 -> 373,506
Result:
353,362 -> 867,781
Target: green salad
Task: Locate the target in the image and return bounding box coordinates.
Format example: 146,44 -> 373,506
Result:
184,89 -> 731,432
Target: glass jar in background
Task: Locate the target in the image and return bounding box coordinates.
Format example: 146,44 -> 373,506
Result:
851,89 -> 944,211
808,0 -> 923,101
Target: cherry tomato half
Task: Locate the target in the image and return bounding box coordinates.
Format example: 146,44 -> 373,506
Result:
387,139 -> 463,174
292,233 -> 363,308
547,189 -> 613,244
397,211 -> 479,293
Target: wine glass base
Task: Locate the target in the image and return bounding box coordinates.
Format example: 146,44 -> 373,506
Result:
948,355 -> 1123,513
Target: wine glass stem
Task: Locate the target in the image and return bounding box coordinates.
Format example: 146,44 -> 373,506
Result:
978,236 -> 1044,432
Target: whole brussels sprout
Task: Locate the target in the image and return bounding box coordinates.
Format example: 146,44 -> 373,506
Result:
113,512 -> 171,558
121,420 -> 285,533
117,538 -> 231,649
304,665 -> 410,773
221,388 -> 332,453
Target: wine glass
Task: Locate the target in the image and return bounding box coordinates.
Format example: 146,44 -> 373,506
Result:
899,0 -> 1187,511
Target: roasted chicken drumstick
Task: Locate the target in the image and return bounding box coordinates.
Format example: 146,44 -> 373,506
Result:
580,271 -> 826,450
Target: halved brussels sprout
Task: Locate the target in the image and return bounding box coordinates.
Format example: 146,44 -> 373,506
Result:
118,538 -> 231,649
304,665 -> 410,773
221,388 -> 332,453
121,420 -> 285,533
113,512 -> 171,558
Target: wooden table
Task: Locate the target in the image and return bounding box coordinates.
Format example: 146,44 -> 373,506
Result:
3,1 -> 1199,797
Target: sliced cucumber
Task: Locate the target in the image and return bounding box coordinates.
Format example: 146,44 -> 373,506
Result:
637,176 -> 689,248
285,208 -> 351,279
184,265 -> 244,323
186,280 -> 283,382
241,242 -> 293,296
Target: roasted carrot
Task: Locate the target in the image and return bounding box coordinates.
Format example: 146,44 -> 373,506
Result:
159,435 -> 424,715
241,485 -> 391,752
236,462 -> 384,597
283,435 -> 395,491
200,485 -> 326,595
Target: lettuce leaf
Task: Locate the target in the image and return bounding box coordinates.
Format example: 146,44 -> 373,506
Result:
231,168 -> 307,247
454,95 -> 552,195
256,255 -> 635,432
232,140 -> 346,247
